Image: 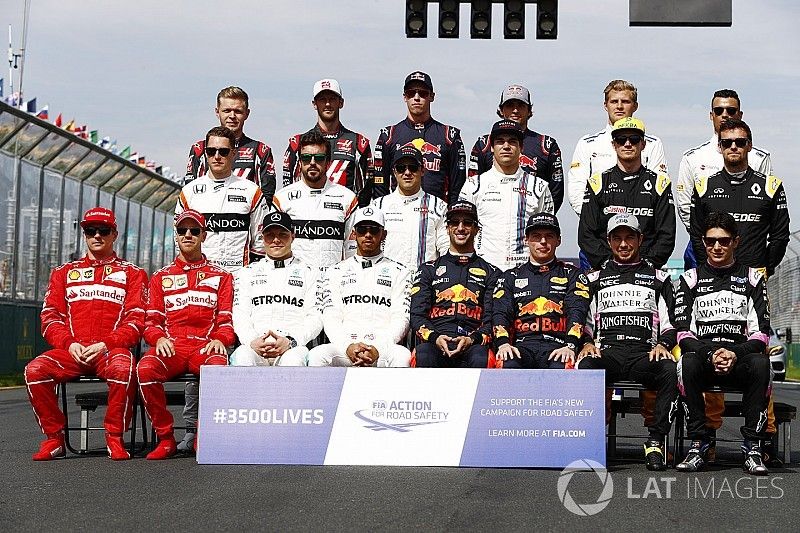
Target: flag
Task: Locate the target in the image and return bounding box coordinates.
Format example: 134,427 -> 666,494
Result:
4,92 -> 21,106
146,160 -> 156,171
0,78 -> 3,98
55,113 -> 63,127
119,146 -> 131,159
99,136 -> 111,149
64,119 -> 75,132
128,151 -> 138,163
25,98 -> 37,113
155,165 -> 163,175
90,130 -> 99,143
74,125 -> 88,139
36,105 -> 49,120
109,140 -> 118,154
137,156 -> 146,167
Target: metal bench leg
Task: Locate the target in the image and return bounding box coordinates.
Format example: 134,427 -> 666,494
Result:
80,409 -> 90,452
785,422 -> 791,466
607,410 -> 617,460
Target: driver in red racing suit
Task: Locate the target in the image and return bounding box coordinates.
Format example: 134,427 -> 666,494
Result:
24,207 -> 147,461
136,210 -> 234,460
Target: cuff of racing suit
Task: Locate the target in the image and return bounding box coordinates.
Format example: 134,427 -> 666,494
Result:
427,331 -> 441,346
493,337 -> 511,352
469,331 -> 485,346
731,340 -> 766,358
679,337 -> 703,355
59,336 -> 78,350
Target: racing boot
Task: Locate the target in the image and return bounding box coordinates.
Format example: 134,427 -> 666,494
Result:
146,437 -> 177,460
643,439 -> 667,471
32,433 -> 66,461
177,431 -> 196,454
742,440 -> 769,476
676,439 -> 710,472
761,439 -> 783,468
105,433 -> 131,461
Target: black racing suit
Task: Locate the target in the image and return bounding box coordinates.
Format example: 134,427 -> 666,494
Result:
469,128 -> 565,212
283,124 -> 374,207
577,260 -> 679,439
674,262 -> 772,441
410,252 -> 500,368
184,134 -> 277,201
689,167 -> 790,277
492,259 -> 590,369
578,165 -> 676,270
374,117 -> 466,204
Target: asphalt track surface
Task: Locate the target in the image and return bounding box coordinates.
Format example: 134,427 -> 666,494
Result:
2,383 -> 798,531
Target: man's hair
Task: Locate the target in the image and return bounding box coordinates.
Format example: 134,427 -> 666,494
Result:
703,211 -> 739,238
298,131 -> 331,160
205,126 -> 237,148
604,80 -> 637,103
718,118 -> 752,142
712,89 -> 740,108
216,86 -> 249,108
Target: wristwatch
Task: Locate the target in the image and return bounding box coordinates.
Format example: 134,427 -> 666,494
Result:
286,336 -> 298,349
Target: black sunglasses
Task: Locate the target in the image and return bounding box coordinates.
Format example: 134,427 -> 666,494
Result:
394,163 -> 420,173
712,106 -> 738,116
702,236 -> 734,247
446,218 -> 477,228
612,134 -> 643,146
404,89 -> 431,99
719,138 -> 749,149
354,225 -> 382,236
299,153 -> 328,164
83,226 -> 113,237
204,147 -> 232,157
176,227 -> 203,236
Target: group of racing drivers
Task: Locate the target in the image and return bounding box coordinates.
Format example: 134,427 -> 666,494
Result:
24,73 -> 789,477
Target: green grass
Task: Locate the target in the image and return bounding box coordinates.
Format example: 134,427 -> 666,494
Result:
0,373 -> 24,387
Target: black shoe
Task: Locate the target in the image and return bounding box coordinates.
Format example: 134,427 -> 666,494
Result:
742,441 -> 769,476
644,440 -> 667,471
762,442 -> 784,468
677,440 -> 710,472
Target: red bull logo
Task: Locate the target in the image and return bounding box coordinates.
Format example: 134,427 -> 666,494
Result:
435,284 -> 480,304
519,154 -> 537,170
517,296 -> 563,316
410,138 -> 442,157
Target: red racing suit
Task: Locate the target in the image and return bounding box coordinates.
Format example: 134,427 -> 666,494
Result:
24,254 -> 147,436
185,134 -> 277,201
136,256 -> 235,438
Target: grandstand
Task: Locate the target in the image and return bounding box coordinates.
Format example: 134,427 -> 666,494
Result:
0,101 -> 180,373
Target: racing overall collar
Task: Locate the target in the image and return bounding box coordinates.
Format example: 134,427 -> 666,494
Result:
526,257 -> 556,273
175,254 -> 209,270
356,252 -> 384,269
83,253 -> 120,267
444,251 -> 476,265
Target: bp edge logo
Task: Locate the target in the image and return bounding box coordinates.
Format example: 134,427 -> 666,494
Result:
354,399 -> 450,432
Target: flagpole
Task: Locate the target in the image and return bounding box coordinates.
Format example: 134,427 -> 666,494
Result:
7,25 -> 12,103
17,0 -> 31,110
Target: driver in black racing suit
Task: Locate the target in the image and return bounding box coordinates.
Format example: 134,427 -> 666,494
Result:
577,213 -> 679,472
410,200 -> 500,368
492,213 -> 589,369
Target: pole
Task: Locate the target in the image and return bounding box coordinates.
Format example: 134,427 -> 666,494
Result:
7,25 -> 13,103
17,0 -> 31,109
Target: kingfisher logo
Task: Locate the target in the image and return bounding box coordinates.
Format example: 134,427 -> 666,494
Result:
354,399 -> 449,432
